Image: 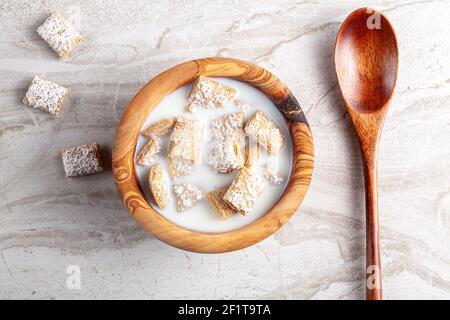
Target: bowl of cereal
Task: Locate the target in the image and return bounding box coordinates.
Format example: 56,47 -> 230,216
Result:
112,57 -> 314,253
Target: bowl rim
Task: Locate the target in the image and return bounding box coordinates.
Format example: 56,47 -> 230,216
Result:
112,57 -> 314,253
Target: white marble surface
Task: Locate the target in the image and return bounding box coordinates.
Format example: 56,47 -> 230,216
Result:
0,0 -> 449,299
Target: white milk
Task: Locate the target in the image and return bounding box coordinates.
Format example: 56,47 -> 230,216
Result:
135,78 -> 293,233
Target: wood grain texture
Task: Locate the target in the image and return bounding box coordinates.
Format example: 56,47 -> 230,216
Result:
335,8 -> 399,300
112,57 -> 314,253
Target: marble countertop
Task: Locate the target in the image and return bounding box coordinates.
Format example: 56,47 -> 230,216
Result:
0,0 -> 449,299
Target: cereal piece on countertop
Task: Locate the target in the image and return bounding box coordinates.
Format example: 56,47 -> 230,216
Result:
61,143 -> 103,177
23,76 -> 68,116
173,183 -> 203,212
37,11 -> 82,58
141,118 -> 175,137
148,164 -> 169,209
186,76 -> 236,112
223,167 -> 266,216
136,135 -> 161,166
206,186 -> 236,220
244,110 -> 285,155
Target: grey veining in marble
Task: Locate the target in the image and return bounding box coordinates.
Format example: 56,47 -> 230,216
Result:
0,0 -> 449,299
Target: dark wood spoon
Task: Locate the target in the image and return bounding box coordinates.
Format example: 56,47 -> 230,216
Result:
334,8 -> 399,300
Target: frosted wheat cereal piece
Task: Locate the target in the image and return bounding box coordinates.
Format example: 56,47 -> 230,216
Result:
23,76 -> 68,116
206,186 -> 236,220
141,118 -> 175,137
244,110 -> 285,155
223,167 -> 266,216
136,135 -> 161,166
168,158 -> 194,179
173,184 -> 203,212
263,162 -> 285,185
208,140 -> 243,174
186,76 -> 236,112
61,143 -> 103,177
244,139 -> 260,169
211,112 -> 245,140
169,117 -> 204,163
167,117 -> 204,178
37,12 -> 82,58
148,164 -> 168,209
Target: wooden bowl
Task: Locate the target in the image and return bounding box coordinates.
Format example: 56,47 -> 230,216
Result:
112,57 -> 314,253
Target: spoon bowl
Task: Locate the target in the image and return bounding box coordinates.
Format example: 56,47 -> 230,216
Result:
334,8 -> 399,300
335,8 -> 398,113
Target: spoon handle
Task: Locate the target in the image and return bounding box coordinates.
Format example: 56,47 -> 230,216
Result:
363,158 -> 383,300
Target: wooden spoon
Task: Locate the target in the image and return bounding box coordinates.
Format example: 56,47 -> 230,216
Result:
334,8 -> 399,300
